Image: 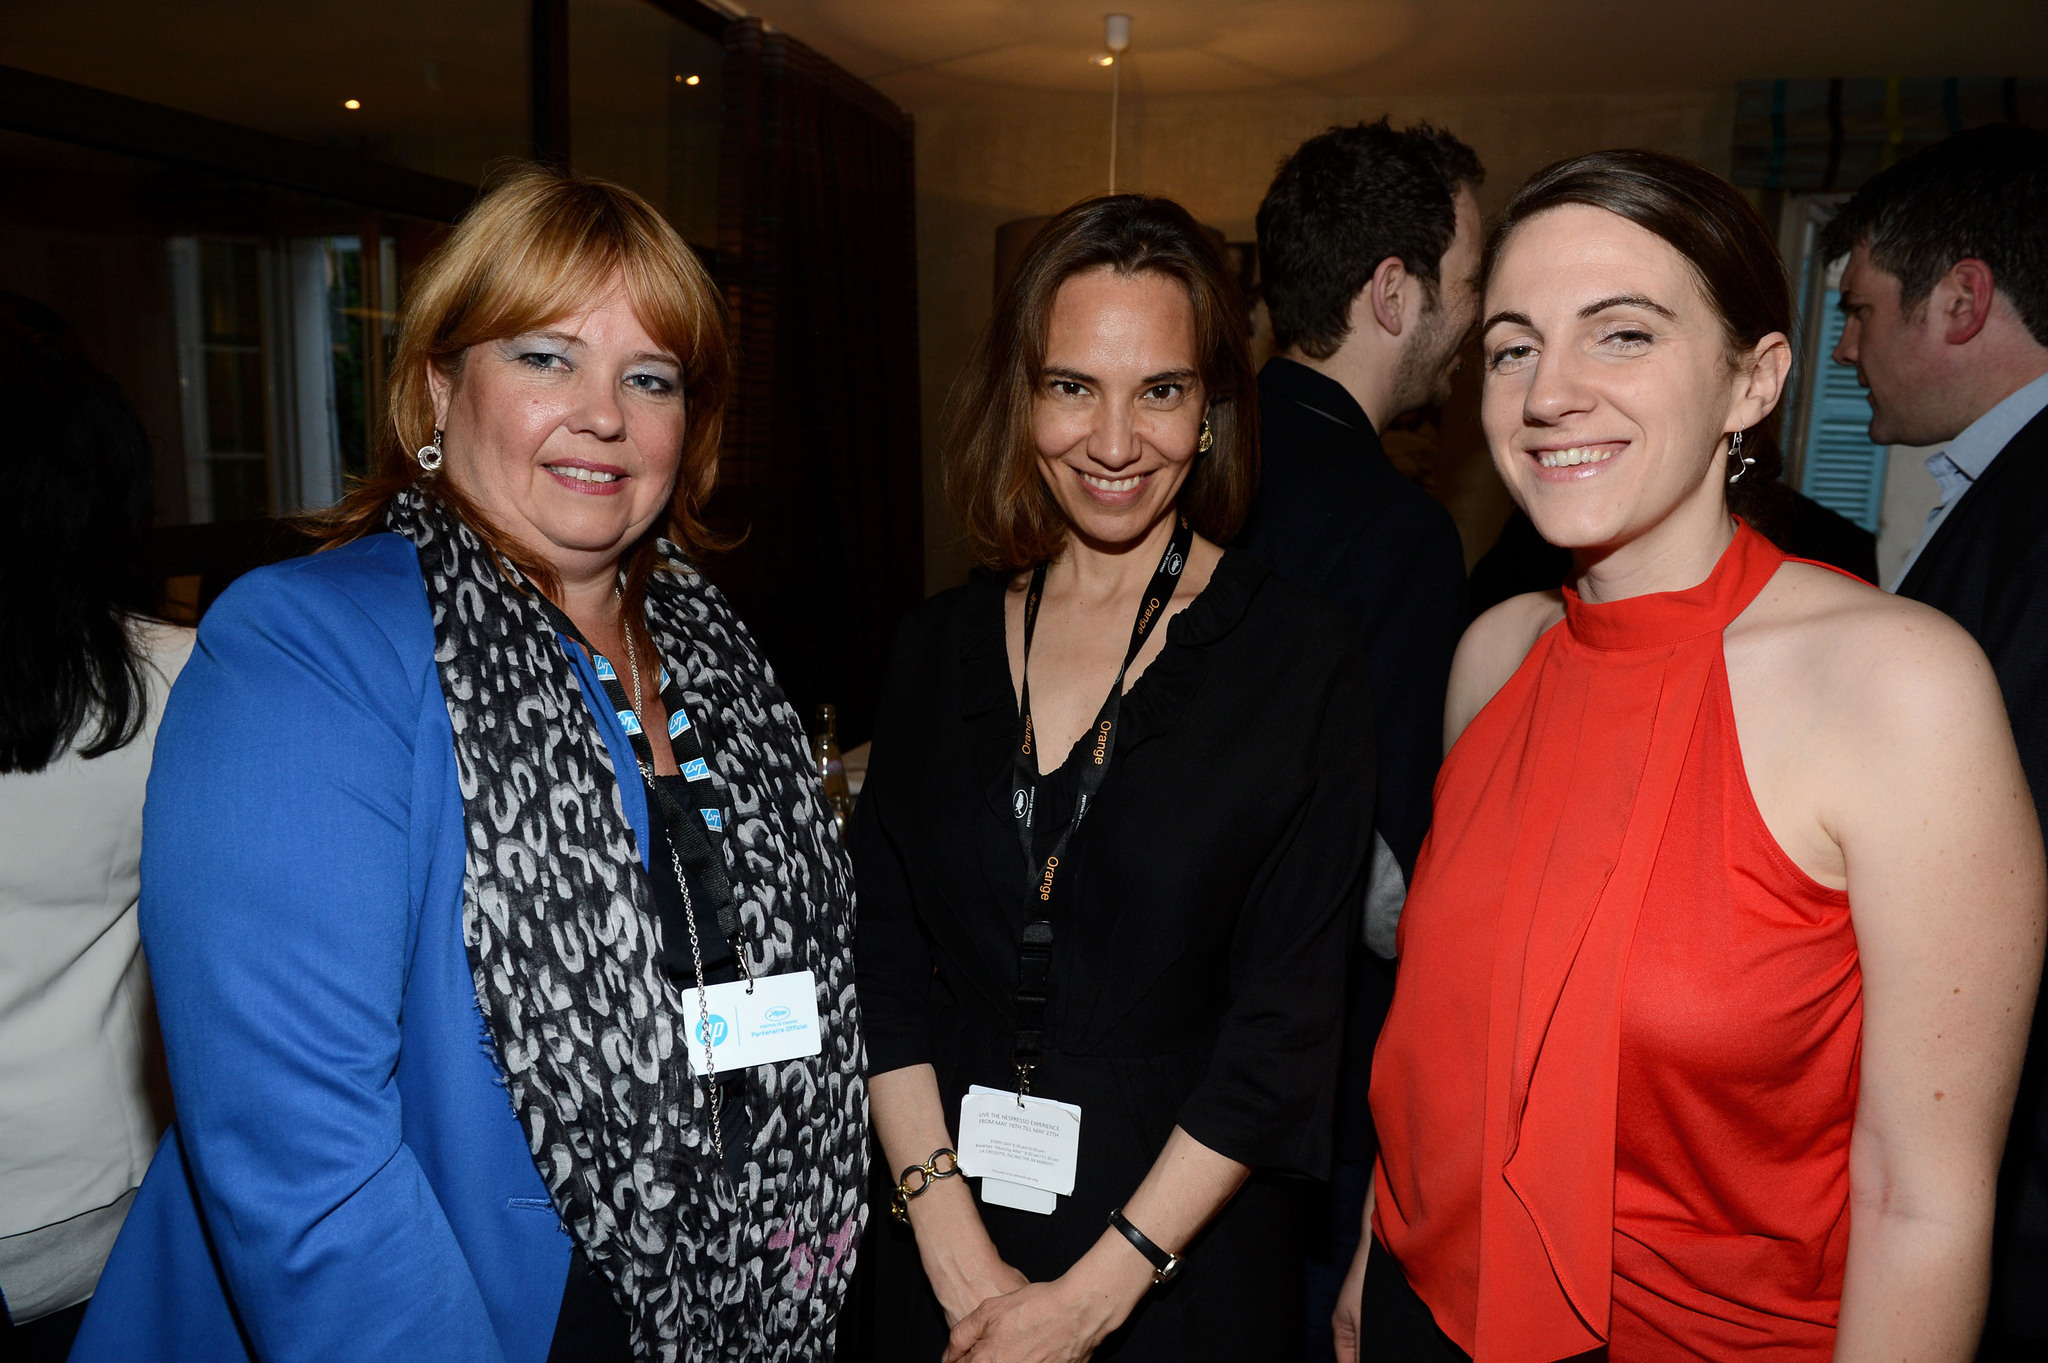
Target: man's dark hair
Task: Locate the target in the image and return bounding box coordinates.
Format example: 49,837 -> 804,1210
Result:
1256,118 -> 1484,359
1817,123 -> 2048,347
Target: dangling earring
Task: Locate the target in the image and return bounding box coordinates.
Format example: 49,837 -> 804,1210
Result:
1725,429 -> 1754,484
1196,418 -> 1214,454
416,428 -> 445,474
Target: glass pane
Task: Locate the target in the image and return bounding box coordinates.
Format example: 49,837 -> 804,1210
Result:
199,240 -> 263,345
571,0 -> 724,247
4,1 -> 527,186
0,129 -> 442,524
234,349 -> 269,453
208,457 -> 271,525
328,239 -> 371,482
201,347 -> 261,455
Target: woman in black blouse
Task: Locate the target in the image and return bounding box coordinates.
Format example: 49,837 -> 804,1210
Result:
855,195 -> 1376,1362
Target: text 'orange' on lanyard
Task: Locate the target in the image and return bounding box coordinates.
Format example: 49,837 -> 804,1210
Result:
1007,516 -> 1192,1096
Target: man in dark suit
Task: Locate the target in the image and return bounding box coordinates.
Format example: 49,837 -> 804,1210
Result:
1234,118 -> 1481,1358
1820,123 -> 2048,1362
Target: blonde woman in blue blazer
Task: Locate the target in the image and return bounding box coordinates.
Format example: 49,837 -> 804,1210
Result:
73,168 -> 867,1363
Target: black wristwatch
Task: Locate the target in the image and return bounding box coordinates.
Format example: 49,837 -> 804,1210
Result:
1107,1207 -> 1182,1285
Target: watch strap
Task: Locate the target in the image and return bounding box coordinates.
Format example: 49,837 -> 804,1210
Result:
1107,1207 -> 1181,1284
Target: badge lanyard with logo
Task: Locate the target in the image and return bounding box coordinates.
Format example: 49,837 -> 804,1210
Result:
955,517 -> 1192,1215
537,592 -> 823,1158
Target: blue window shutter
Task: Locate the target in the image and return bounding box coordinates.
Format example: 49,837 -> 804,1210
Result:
1799,289 -> 1889,533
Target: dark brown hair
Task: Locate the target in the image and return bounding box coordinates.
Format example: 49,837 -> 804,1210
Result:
0,293 -> 158,773
1258,117 -> 1484,359
306,164 -> 731,607
945,195 -> 1259,572
1485,150 -> 1793,525
1819,124 -> 2048,346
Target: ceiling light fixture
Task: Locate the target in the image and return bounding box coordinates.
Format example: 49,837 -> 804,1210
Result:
1104,14 -> 1131,192
675,73 -> 701,85
1092,54 -> 1114,66
343,99 -> 362,110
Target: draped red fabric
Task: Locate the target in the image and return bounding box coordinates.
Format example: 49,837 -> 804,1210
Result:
1371,522 -> 1861,1361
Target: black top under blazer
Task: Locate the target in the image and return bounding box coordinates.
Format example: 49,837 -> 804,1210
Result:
1895,400 -> 2048,1344
853,552 -> 1375,1360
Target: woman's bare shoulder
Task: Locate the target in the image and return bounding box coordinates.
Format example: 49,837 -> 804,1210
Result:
1741,560 -> 1997,729
1444,590 -> 1567,750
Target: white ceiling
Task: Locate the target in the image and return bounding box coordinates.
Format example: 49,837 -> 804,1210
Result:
739,0 -> 2048,106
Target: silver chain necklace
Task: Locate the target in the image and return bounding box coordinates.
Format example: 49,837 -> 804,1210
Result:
620,588 -> 725,1159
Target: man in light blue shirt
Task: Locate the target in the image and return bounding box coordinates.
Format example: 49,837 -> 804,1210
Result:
1822,123 -> 2048,1361
1888,371 -> 2048,589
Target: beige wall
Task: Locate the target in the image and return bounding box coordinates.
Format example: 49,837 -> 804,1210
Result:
912,86 -> 1739,593
1877,444 -> 1943,589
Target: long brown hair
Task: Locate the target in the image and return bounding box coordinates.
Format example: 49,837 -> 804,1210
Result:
1485,150 -> 1794,528
945,195 -> 1259,572
306,164 -> 731,606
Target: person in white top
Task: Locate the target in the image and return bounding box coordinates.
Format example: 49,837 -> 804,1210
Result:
0,293 -> 195,1359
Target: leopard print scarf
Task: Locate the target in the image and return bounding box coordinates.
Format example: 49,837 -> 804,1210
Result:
387,489 -> 867,1361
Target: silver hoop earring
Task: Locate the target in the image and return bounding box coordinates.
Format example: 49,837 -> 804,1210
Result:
416,429 -> 445,474
1726,429 -> 1754,484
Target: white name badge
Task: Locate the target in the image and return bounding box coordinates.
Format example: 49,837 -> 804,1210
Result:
680,970 -> 823,1076
981,1176 -> 1059,1214
957,1085 -> 1082,1216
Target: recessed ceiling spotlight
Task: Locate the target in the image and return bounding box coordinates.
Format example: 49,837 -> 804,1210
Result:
343,98 -> 362,110
1092,54 -> 1114,66
675,73 -> 701,85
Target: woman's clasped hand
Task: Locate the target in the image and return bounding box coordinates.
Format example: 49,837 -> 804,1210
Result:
940,1269 -> 1150,1363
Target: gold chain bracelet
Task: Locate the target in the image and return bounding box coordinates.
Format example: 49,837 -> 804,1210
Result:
890,1147 -> 961,1222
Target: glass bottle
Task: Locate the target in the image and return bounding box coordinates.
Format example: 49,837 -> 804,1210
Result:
812,703 -> 855,842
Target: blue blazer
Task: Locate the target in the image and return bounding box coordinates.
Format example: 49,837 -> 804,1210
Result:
74,534 -> 663,1362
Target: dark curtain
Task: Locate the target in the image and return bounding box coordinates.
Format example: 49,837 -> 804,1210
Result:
707,17 -> 923,748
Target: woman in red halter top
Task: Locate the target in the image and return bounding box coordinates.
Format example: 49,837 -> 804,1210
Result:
1343,153 -> 2046,1363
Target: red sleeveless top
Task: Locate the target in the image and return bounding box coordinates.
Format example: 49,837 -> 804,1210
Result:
1371,523 -> 1861,1362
